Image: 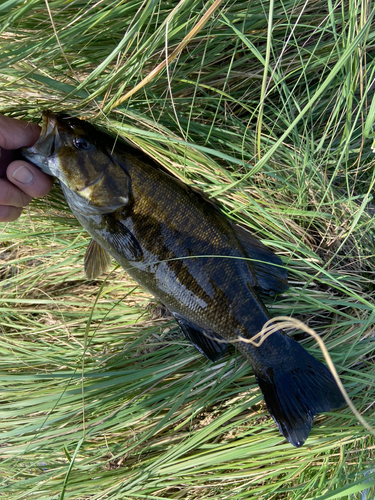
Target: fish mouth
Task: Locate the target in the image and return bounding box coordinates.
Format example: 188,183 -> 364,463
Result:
39,111 -> 56,142
33,111 -> 57,157
20,111 -> 58,176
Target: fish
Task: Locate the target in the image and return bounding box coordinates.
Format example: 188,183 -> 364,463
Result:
21,111 -> 345,447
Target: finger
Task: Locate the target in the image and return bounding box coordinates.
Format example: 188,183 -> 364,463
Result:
0,178 -> 32,207
7,160 -> 54,198
0,148 -> 16,177
0,115 -> 41,150
0,205 -> 23,223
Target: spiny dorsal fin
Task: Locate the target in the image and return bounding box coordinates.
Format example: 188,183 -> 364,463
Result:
84,239 -> 112,279
232,223 -> 288,295
173,313 -> 227,362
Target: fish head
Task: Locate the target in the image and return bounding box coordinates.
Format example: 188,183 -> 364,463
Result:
22,111 -> 130,213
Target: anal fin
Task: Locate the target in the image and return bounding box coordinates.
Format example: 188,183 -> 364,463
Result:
173,314 -> 227,362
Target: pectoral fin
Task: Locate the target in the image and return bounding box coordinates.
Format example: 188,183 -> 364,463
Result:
233,223 -> 288,295
173,314 -> 227,362
84,239 -> 112,279
103,216 -> 143,262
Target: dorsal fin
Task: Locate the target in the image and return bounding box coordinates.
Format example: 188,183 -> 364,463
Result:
232,223 -> 288,295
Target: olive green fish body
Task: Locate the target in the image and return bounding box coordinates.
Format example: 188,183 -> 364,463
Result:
22,112 -> 345,447
79,159 -> 260,333
71,150 -> 283,374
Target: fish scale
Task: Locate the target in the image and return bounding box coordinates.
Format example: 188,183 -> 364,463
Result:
21,111 -> 346,447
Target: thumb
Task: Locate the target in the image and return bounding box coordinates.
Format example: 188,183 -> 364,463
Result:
7,161 -> 54,197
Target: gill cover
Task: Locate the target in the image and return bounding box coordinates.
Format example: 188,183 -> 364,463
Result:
22,111 -> 131,214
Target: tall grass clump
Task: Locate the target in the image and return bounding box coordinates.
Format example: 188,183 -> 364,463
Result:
0,0 -> 375,499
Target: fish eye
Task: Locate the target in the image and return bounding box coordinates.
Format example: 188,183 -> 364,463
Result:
73,136 -> 92,150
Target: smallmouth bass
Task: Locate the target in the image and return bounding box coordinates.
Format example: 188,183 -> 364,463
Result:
22,111 -> 345,447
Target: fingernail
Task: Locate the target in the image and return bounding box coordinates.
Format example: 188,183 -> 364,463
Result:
12,165 -> 34,184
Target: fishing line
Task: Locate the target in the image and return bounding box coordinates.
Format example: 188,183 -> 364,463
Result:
197,314 -> 374,440
239,316 -> 375,442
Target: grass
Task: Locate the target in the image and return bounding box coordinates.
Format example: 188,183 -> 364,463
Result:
1,0 -> 375,498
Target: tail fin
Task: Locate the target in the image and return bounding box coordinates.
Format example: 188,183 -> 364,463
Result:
254,336 -> 345,447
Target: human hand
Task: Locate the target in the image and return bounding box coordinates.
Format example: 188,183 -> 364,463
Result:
0,114 -> 54,222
